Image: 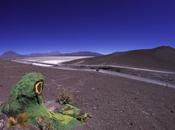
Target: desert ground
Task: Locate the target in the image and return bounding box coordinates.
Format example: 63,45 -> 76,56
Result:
15,56 -> 175,88
0,59 -> 175,130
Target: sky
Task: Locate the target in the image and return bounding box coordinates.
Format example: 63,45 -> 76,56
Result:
0,0 -> 175,54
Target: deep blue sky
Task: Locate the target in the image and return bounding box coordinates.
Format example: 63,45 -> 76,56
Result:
0,0 -> 175,54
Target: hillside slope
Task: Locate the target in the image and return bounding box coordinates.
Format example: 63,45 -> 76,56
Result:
65,46 -> 175,71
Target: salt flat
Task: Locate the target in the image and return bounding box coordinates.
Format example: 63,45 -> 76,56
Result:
17,56 -> 91,65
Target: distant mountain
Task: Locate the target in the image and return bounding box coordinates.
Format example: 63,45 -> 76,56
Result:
64,46 -> 175,71
29,51 -> 61,57
0,50 -> 102,59
60,51 -> 102,56
29,51 -> 102,56
0,51 -> 25,59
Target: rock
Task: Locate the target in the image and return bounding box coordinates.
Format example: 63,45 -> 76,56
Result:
170,110 -> 174,113
92,106 -> 97,110
3,125 -> 40,130
0,119 -> 5,129
45,100 -> 61,111
0,113 -> 7,130
129,122 -> 133,126
91,88 -> 95,90
0,113 -> 40,130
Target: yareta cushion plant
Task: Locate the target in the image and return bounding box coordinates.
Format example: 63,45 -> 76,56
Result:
0,72 -> 90,130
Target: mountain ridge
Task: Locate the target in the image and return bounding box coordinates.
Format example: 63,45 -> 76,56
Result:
0,50 -> 103,59
64,46 -> 175,71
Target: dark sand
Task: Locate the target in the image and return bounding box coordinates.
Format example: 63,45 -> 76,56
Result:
0,60 -> 175,130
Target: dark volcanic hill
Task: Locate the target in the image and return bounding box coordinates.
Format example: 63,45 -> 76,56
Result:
65,46 -> 175,71
0,51 -> 25,59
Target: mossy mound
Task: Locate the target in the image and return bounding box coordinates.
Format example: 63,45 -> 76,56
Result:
0,72 -> 90,130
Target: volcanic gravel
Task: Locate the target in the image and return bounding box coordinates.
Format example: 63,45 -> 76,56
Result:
0,60 -> 175,130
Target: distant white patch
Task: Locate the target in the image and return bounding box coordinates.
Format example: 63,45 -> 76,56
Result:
42,60 -> 66,64
32,63 -> 53,67
21,56 -> 91,65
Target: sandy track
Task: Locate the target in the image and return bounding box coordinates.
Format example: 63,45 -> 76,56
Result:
14,60 -> 175,88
